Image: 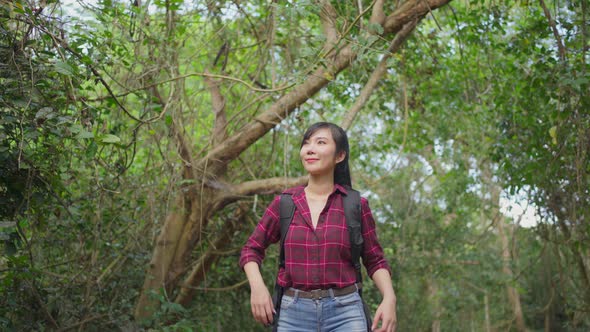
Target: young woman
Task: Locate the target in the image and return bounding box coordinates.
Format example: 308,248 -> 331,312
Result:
240,122 -> 397,332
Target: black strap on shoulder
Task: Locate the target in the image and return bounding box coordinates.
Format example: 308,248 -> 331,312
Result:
343,188 -> 363,285
278,194 -> 295,269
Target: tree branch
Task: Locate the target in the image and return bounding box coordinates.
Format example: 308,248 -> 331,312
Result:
320,0 -> 339,53
56,315 -> 109,332
230,175 -> 308,196
383,0 -> 451,35
341,19 -> 419,130
197,1 -> 452,177
179,278 -> 248,292
538,0 -> 567,62
166,104 -> 196,181
204,69 -> 228,147
27,280 -> 59,329
195,48 -> 355,176
369,0 -> 386,28
175,203 -> 249,306
36,24 -> 145,123
211,175 -> 308,213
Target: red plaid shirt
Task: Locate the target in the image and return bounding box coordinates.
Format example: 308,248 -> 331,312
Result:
240,184 -> 391,291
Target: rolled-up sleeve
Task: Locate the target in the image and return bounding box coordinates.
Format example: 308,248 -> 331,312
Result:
360,197 -> 391,277
239,195 -> 281,269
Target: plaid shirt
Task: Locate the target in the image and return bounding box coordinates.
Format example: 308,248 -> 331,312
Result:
240,184 -> 391,291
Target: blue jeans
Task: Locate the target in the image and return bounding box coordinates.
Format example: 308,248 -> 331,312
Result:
277,289 -> 367,332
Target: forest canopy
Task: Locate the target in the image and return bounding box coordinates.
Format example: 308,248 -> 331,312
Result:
1,0 -> 589,330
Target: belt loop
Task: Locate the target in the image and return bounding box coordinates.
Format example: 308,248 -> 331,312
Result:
294,289 -> 300,301
328,288 -> 335,299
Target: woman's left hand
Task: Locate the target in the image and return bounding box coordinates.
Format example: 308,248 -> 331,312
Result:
371,297 -> 397,332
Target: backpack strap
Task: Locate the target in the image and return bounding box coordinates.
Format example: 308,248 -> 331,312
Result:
343,188 -> 363,286
272,194 -> 294,331
278,194 -> 295,269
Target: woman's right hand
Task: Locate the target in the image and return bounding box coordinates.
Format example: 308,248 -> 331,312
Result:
244,262 -> 275,326
250,282 -> 275,326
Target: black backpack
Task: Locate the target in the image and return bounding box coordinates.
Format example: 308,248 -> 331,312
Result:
272,188 -> 372,331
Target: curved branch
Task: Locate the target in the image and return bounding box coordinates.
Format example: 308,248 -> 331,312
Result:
230,175 -> 308,197
383,0 -> 451,35
320,0 -> 339,53
195,46 -> 356,176
205,69 -> 228,147
175,174 -> 305,305
538,0 -> 567,62
36,25 -> 144,122
182,176 -> 308,221
97,72 -> 295,101
150,81 -> 196,181
369,0 -> 386,27
342,19 -> 419,130
175,203 -> 249,306
171,119 -> 196,180
179,278 -> 248,292
198,1 -> 451,176
211,175 -> 308,211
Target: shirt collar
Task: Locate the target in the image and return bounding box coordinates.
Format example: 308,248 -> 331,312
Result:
282,183 -> 349,197
334,183 -> 349,195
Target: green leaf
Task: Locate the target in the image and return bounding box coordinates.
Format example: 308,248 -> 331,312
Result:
549,126 -> 557,145
77,130 -> 94,139
54,61 -> 75,76
85,141 -> 98,158
99,134 -> 121,144
35,107 -> 55,120
368,22 -> 384,35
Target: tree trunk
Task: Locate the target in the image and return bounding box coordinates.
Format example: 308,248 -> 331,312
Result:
428,278 -> 441,332
486,165 -> 528,332
484,293 -> 491,332
477,161 -> 528,331
496,216 -> 528,332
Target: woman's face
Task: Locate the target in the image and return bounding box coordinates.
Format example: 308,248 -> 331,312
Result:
300,128 -> 345,177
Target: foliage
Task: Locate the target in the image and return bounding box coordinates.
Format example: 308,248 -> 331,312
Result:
1,0 -> 589,331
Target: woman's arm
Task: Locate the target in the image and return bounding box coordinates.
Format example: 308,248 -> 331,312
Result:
244,262 -> 275,326
358,197 -> 396,331
371,268 -> 397,332
240,196 -> 282,326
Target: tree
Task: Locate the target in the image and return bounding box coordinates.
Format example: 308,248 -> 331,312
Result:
115,0 -> 453,321
491,1 -> 590,323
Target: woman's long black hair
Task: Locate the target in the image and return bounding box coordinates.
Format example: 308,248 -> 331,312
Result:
301,122 -> 352,187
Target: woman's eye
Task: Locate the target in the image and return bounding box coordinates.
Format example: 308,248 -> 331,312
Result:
318,140 -> 326,144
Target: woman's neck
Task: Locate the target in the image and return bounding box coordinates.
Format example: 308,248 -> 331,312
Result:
306,175 -> 335,197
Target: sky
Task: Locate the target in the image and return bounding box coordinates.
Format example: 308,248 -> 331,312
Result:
500,189 -> 540,228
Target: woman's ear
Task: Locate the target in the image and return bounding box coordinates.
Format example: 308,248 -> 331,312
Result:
335,151 -> 346,164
